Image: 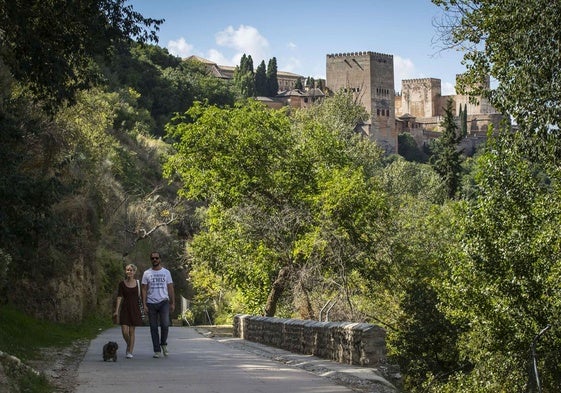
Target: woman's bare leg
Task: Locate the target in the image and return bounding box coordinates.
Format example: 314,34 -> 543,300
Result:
129,326 -> 136,354
121,325 -> 131,353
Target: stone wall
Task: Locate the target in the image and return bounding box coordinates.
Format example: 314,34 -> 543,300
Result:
233,314 -> 387,366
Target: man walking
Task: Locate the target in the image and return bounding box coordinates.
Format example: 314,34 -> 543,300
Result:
142,251 -> 175,358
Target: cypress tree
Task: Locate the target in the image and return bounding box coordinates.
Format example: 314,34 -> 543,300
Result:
255,60 -> 267,96
306,77 -> 315,89
266,57 -> 279,96
462,103 -> 468,137
233,53 -> 255,98
430,98 -> 464,199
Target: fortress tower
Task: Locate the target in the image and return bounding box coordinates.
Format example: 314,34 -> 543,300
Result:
326,52 -> 397,153
400,78 -> 442,118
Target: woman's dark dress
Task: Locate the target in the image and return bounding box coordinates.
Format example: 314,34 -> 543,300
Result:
117,280 -> 143,326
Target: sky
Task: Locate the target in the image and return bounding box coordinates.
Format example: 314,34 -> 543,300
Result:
127,0 -> 466,95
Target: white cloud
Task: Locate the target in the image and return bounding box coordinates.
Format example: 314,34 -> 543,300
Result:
441,81 -> 456,96
281,57 -> 301,74
167,38 -> 194,58
206,49 -> 230,66
287,42 -> 297,50
215,25 -> 269,65
393,55 -> 417,91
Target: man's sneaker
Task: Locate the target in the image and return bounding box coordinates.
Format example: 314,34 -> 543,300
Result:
126,353 -> 133,359
153,352 -> 161,358
161,345 -> 168,356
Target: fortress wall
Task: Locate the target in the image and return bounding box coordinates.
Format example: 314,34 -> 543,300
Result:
326,52 -> 502,154
233,314 -> 387,367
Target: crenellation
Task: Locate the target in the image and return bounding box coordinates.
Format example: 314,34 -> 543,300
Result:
327,51 -> 392,60
402,77 -> 441,84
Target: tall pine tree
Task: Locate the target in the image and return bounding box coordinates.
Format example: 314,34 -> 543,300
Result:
233,54 -> 255,98
266,57 -> 279,96
460,103 -> 468,138
429,98 -> 464,199
254,60 -> 267,96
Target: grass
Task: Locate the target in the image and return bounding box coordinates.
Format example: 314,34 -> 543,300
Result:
0,304 -> 111,392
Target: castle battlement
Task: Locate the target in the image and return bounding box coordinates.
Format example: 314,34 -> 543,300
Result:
402,78 -> 441,84
327,51 -> 393,61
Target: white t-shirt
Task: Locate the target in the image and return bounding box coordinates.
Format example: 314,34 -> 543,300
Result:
142,267 -> 173,304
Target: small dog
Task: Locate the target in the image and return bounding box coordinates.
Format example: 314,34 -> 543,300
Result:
102,341 -> 119,362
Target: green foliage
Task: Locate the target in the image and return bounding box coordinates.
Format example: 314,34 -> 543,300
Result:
0,0 -> 163,110
189,205 -> 276,315
230,54 -> 280,98
380,158 -> 445,204
233,54 -> 255,98
377,156 -> 466,391
429,99 -> 464,199
254,60 -> 268,96
433,0 -> 561,138
266,57 -> 279,96
0,305 -> 109,392
306,77 -> 316,89
430,131 -> 561,392
394,281 -> 468,390
398,132 -> 429,163
0,305 -> 108,361
166,93 -> 392,320
165,100 -> 295,207
0,56 -> 176,320
0,76 -> 80,279
428,2 -> 561,389
105,44 -> 235,136
0,0 -> 189,327
459,104 -> 468,138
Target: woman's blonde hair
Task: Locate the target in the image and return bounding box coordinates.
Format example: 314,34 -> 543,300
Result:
125,263 -> 138,274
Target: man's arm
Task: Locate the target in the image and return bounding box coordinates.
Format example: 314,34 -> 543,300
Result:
168,283 -> 175,313
141,283 -> 148,311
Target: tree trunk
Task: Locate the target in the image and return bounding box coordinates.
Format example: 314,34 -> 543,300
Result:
264,266 -> 291,317
296,280 -> 315,319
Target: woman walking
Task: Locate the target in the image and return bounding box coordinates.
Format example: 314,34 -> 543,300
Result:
114,263 -> 144,358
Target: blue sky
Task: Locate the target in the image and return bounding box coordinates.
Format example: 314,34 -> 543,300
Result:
128,0 -> 465,95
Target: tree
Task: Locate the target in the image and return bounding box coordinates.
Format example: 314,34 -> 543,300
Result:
398,133 -> 429,163
431,132 -> 561,392
306,77 -> 315,89
164,94 -> 390,319
0,0 -> 163,110
254,60 -> 267,96
424,2 -> 561,390
433,0 -> 561,141
233,54 -> 255,98
106,44 -> 235,136
266,57 -> 279,96
458,104 -> 467,138
429,98 -> 463,199
294,78 -> 303,90
164,100 -> 301,316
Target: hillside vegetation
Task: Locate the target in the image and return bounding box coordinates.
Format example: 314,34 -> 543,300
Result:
2,1 -> 561,392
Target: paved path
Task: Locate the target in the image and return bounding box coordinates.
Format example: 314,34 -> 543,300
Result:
75,326 -> 391,393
